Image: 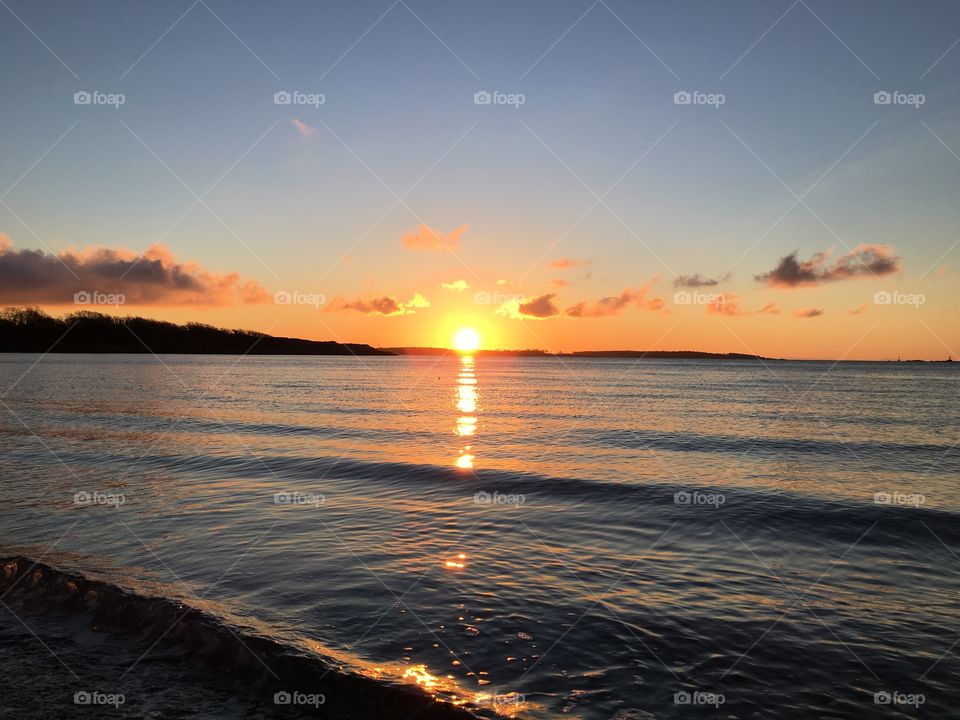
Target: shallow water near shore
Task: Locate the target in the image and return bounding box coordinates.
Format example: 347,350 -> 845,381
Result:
1,354 -> 958,718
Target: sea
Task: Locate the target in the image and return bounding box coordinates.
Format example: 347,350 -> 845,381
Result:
0,354 -> 957,719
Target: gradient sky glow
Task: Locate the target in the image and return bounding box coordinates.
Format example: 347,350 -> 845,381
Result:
2,0 -> 959,359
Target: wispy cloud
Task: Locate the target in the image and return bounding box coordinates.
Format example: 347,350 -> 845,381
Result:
847,303 -> 868,315
497,286 -> 665,320
549,258 -> 591,269
441,279 -> 469,292
291,118 -> 316,138
0,235 -> 268,306
674,272 -> 731,288
794,307 -> 824,318
756,245 -> 900,288
402,224 -> 468,252
757,302 -> 781,315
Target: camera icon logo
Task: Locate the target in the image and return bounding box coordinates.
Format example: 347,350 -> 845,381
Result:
873,492 -> 891,505
74,91 -> 92,105
274,691 -> 292,705
673,91 -> 692,105
673,291 -> 691,305
674,691 -> 692,704
74,290 -> 91,304
873,91 -> 892,105
474,91 -> 492,105
273,291 -> 292,305
874,691 -> 892,704
274,91 -> 292,105
873,291 -> 891,305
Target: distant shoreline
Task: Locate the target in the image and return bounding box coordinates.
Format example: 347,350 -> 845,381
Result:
0,310 -> 954,362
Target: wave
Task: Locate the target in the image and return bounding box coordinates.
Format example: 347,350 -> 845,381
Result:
0,556 -> 479,719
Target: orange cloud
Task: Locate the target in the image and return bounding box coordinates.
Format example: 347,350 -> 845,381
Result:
794,307 -> 824,318
706,293 -> 747,316
402,224 -> 468,252
291,118 -> 316,138
549,258 -> 591,269
757,302 -> 781,315
0,235 -> 268,306
441,279 -> 469,292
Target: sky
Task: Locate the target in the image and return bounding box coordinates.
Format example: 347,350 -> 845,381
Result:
1,0 -> 959,359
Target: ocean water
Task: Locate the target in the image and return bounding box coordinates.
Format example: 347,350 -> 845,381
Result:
0,354 -> 958,719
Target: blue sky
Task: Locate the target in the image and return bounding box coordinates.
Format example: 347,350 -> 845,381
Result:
1,0 -> 959,357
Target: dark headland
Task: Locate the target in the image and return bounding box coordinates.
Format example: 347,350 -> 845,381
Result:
0,308 -> 392,355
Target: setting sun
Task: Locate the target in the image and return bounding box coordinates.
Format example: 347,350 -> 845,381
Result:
452,327 -> 481,353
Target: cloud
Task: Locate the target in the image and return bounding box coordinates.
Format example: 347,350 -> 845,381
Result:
291,118 -> 316,138
674,272 -> 730,288
705,293 -> 747,316
326,292 -> 430,316
794,307 -> 824,318
402,224 -> 468,252
549,278 -> 568,288
565,288 -> 636,318
756,245 -> 900,288
847,304 -> 868,315
757,302 -> 781,315
549,258 -> 591,269
496,293 -> 560,319
0,235 -> 268,306
441,279 -> 469,292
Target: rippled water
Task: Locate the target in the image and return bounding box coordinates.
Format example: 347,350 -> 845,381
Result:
1,354 -> 958,718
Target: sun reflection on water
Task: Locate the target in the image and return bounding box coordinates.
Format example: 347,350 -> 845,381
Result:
454,355 -> 479,469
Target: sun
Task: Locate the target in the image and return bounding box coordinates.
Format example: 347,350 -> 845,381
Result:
453,327 -> 481,353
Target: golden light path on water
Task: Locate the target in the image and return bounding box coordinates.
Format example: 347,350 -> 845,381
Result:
454,354 -> 478,470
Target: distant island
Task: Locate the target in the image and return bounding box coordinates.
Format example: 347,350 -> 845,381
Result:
0,308 -> 392,355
